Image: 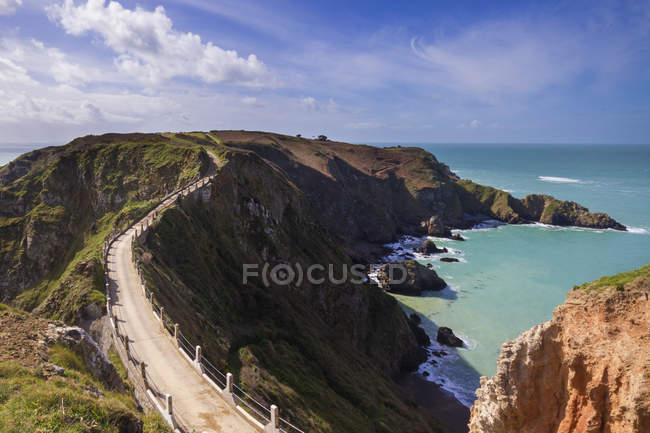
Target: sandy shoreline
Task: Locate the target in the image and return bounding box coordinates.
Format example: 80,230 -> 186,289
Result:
397,372 -> 470,433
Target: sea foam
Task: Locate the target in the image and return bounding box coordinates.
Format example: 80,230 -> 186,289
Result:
538,176 -> 581,183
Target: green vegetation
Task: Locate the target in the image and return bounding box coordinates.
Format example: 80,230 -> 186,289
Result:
0,358 -> 140,433
574,264 -> 650,292
2,133 -> 216,323
48,344 -> 88,375
456,180 -> 523,222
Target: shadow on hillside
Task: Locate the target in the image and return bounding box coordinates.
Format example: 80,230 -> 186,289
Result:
397,299 -> 481,433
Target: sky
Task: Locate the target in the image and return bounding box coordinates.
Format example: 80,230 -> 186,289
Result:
1,0 -> 649,145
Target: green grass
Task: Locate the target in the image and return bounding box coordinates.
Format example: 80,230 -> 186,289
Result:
574,264 -> 650,292
142,412 -> 173,433
48,345 -> 88,375
0,360 -> 141,433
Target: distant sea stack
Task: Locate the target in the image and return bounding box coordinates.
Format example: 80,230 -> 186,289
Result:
468,265 -> 650,433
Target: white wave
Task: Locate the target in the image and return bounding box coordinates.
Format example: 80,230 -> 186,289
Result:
466,219 -> 505,231
538,176 -> 581,183
417,340 -> 478,407
525,222 -> 645,235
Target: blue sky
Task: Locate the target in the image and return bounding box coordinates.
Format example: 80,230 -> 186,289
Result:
1,0 -> 649,144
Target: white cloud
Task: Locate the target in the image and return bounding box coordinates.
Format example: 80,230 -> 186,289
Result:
0,0 -> 22,16
300,96 -> 318,111
470,119 -> 481,128
299,96 -> 339,113
1,38 -> 101,86
411,21 -> 587,95
0,57 -> 35,85
47,0 -> 272,86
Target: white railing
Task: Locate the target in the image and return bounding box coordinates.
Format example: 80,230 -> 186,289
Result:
103,173 -> 305,433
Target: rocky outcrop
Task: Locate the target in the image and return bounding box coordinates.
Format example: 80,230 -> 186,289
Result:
47,325 -> 125,392
456,180 -> 626,230
421,216 -> 454,238
417,239 -> 447,254
520,194 -> 626,230
408,313 -> 432,347
469,265 -> 650,433
437,327 -> 464,347
377,260 -> 448,295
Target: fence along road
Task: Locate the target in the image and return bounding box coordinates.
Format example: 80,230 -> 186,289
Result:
106,168 -> 260,433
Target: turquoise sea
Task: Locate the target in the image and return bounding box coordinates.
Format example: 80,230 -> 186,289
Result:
380,143 -> 650,406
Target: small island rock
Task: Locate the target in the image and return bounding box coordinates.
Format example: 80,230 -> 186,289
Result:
377,260 -> 447,295
440,257 -> 459,263
417,239 -> 447,254
437,327 -> 464,347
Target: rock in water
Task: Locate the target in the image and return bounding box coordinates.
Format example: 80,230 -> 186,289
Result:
436,327 -> 463,347
440,257 -> 459,263
417,239 -> 447,254
377,260 -> 447,295
451,233 -> 465,241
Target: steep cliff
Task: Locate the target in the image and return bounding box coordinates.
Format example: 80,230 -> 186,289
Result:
134,149 -> 439,433
0,133 -> 212,322
215,131 -> 625,262
469,265 -> 650,433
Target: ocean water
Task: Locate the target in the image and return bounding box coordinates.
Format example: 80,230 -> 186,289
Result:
380,144 -> 650,407
0,144 -> 43,166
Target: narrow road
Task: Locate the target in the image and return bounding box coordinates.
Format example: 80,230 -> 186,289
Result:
107,168 -> 257,433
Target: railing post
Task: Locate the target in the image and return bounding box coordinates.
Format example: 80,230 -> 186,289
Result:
166,394 -> 173,416
271,405 -> 279,428
125,338 -> 130,358
222,372 -> 237,407
265,405 -> 280,432
141,361 -> 148,388
194,345 -> 203,374
106,296 -> 111,317
160,307 -> 165,331
174,323 -> 179,347
226,372 -> 233,393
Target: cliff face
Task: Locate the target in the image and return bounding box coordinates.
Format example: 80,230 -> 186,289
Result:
469,265 -> 650,433
0,133 -> 211,321
135,149 -> 437,433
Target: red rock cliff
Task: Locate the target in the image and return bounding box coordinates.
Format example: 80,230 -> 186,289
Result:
469,266 -> 650,433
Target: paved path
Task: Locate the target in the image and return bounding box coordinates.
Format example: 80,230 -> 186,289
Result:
107,168 -> 257,433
